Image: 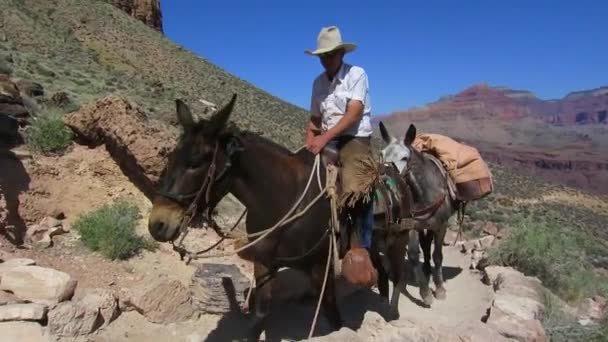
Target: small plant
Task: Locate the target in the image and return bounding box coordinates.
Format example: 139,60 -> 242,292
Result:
489,214 -> 608,303
24,111 -> 74,154
542,290 -> 608,342
72,198 -> 157,260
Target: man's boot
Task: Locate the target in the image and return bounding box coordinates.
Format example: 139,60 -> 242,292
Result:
341,201 -> 378,288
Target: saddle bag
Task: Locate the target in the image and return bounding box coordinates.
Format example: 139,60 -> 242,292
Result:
412,133 -> 494,202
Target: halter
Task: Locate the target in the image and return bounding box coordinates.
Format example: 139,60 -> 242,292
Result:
381,149 -> 446,222
156,136 -> 245,252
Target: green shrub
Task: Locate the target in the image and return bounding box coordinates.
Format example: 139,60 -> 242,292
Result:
72,198 -> 157,260
489,214 -> 608,303
24,111 -> 73,154
542,290 -> 608,342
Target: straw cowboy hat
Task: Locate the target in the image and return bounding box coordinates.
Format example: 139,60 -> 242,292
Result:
305,26 -> 357,56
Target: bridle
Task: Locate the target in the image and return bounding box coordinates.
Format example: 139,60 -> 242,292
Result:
382,147 -> 446,222
156,136 -> 245,257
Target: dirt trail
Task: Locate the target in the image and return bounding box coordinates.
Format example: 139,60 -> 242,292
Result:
71,244 -> 492,342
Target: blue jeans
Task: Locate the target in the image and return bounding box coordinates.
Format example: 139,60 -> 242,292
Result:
358,199 -> 373,249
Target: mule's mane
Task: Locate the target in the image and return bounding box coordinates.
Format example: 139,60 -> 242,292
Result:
223,123 -> 316,165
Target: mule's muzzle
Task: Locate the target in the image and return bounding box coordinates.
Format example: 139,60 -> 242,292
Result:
148,196 -> 186,242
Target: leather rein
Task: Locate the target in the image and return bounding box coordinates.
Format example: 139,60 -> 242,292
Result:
156,138 -> 245,260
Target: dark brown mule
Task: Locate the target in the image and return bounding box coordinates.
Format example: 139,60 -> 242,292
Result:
148,95 -> 406,340
379,121 -> 461,307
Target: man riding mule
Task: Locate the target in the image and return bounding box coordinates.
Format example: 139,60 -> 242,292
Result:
146,26 -> 473,341
305,25 -> 378,287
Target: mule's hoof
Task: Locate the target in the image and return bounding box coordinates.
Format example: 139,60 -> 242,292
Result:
434,287 -> 447,300
421,289 -> 433,307
387,307 -> 400,321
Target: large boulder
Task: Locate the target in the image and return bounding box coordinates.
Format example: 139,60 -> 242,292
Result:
0,321 -> 52,342
0,265 -> 77,305
0,303 -> 47,322
190,263 -> 251,314
47,288 -> 120,337
484,266 -> 547,342
122,278 -> 196,324
63,95 -> 177,199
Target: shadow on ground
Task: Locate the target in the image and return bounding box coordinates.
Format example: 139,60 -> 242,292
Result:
204,262 -> 464,342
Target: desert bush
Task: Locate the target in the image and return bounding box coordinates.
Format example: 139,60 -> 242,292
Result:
24,110 -> 73,154
72,198 -> 157,260
0,60 -> 13,75
542,290 -> 608,342
489,214 -> 608,303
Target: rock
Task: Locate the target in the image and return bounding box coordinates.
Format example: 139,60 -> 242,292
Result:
307,328 -> 363,341
487,309 -> 547,342
0,258 -> 36,269
0,303 -> 47,322
577,295 -> 607,322
63,95 -> 177,200
48,288 -> 119,337
0,265 -> 77,305
0,291 -> 26,305
310,311 -> 464,342
454,320 -> 516,341
0,75 -> 28,129
190,263 -> 251,314
126,278 -> 195,323
470,249 -> 489,270
0,321 -> 52,342
104,0 -> 163,32
50,91 -> 71,108
79,288 -> 120,328
25,216 -> 68,248
478,235 -> 496,249
14,79 -> 44,98
0,188 -> 6,231
492,294 -> 544,321
483,266 -> 547,341
482,222 -> 500,236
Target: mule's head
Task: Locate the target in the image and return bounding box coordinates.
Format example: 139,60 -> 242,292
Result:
148,94 -> 238,242
378,121 -> 417,174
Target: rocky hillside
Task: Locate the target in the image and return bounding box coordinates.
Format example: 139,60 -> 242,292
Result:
376,84 -> 608,195
0,0 -> 309,150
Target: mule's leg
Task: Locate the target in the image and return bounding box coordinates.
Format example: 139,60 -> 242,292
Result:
432,227 -> 448,300
370,232 -> 389,300
408,229 -> 432,306
387,231 -> 408,319
310,259 -> 343,332
419,230 -> 434,291
247,262 -> 274,342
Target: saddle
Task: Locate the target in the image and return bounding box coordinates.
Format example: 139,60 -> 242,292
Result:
320,145 -> 411,288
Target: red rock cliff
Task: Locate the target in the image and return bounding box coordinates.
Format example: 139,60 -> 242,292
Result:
105,0 -> 163,33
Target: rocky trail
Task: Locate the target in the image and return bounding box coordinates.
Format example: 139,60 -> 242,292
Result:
1,95 -> 554,341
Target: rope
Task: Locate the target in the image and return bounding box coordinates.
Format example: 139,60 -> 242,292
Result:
179,152 -> 329,261
308,219 -> 334,339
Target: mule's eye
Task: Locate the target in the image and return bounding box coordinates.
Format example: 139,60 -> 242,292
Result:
187,151 -> 212,168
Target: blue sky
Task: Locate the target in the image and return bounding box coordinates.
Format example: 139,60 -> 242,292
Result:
160,1 -> 607,115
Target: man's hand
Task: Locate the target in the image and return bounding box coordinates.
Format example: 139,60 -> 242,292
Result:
306,134 -> 331,155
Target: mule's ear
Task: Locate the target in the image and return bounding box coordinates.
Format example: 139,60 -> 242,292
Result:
176,99 -> 195,130
404,124 -> 417,146
379,121 -> 392,144
210,93 -> 237,133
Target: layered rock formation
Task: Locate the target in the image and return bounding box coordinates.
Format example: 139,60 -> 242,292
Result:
105,0 -> 163,33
